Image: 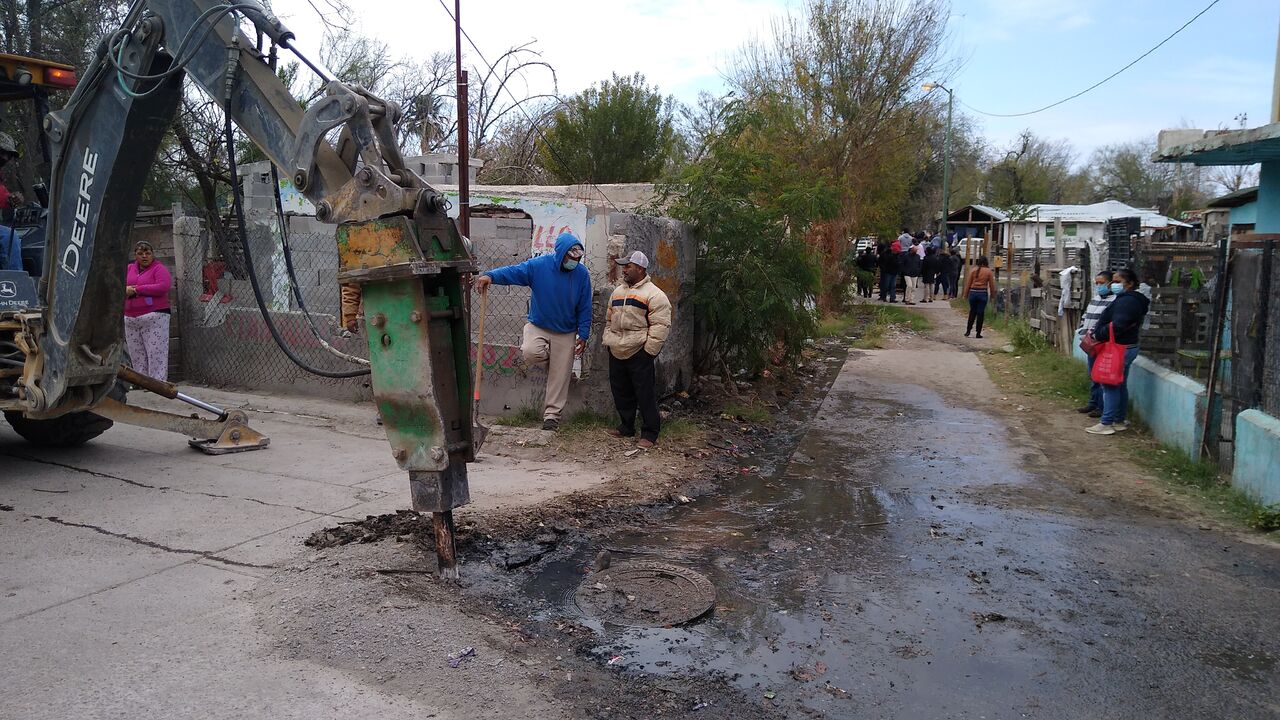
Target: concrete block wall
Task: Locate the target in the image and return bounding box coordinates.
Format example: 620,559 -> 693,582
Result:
173,178 -> 698,415
1232,409 -> 1280,505
1125,357 -> 1207,457
1073,335 -> 1280,507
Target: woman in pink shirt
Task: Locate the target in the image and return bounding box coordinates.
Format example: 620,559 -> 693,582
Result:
124,240 -> 173,380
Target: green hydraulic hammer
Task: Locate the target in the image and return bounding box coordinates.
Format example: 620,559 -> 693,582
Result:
336,204 -> 478,579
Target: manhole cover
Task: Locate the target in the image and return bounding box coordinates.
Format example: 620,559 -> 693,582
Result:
575,561 -> 716,627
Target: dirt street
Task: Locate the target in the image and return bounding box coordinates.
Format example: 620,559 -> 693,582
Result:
3,303 -> 1278,719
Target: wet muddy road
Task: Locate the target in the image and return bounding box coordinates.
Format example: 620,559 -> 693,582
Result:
513,348 -> 1280,718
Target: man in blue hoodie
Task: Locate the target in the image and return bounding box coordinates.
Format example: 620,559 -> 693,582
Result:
475,232 -> 592,431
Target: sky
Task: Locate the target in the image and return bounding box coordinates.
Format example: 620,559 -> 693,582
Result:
271,0 -> 1278,165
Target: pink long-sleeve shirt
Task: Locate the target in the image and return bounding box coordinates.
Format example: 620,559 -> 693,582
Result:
124,260 -> 172,317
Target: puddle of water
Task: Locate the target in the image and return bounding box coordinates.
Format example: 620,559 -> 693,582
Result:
1197,649 -> 1277,682
518,364 -> 1077,714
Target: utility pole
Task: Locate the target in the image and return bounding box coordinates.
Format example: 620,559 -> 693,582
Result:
924,82 -> 954,242
454,0 -> 469,240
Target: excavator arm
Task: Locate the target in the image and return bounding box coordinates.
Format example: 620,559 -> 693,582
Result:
7,0 -> 477,576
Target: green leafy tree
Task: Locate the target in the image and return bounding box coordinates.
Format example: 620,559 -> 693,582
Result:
665,98 -> 837,375
539,72 -> 681,184
983,130 -> 1090,207
730,0 -> 951,306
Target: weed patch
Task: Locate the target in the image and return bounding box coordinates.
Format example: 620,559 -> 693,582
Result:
1131,445 -> 1278,534
560,409 -> 615,435
661,417 -> 703,441
494,406 -> 542,427
722,402 -> 773,424
820,304 -> 928,349
980,340 -> 1276,537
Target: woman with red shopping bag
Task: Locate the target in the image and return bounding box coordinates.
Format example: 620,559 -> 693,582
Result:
1085,268 -> 1149,436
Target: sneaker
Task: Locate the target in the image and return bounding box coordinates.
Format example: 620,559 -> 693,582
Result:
542,419 -> 560,431
975,334 -> 984,339
1075,405 -> 1096,414
1113,422 -> 1130,432
1085,423 -> 1115,436
1088,409 -> 1102,418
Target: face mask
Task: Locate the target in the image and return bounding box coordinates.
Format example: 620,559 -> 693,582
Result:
1095,284 -> 1110,297
1110,282 -> 1123,294
562,258 -> 579,271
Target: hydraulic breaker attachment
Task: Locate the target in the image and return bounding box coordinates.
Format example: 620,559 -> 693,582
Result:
337,204 -> 478,579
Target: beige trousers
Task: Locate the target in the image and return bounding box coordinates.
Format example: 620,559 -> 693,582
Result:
521,322 -> 577,420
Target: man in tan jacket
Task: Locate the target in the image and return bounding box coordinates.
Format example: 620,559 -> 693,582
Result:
602,251 -> 672,448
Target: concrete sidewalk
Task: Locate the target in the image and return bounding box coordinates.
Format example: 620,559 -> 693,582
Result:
0,388 -> 603,719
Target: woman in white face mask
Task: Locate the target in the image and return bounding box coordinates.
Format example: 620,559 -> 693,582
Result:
1086,268 -> 1151,435
1075,271 -> 1115,418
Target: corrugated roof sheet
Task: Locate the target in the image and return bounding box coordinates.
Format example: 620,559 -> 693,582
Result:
1024,200 -> 1189,227
970,204 -> 1009,221
948,201 -> 1190,228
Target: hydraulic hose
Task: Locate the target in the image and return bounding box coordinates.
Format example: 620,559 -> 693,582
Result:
268,163 -> 370,367
223,113 -> 370,379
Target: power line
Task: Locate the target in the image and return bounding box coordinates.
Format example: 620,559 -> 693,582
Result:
433,0 -> 621,212
960,0 -> 1221,119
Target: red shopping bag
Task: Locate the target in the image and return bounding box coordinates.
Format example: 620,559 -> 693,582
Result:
1090,324 -> 1127,385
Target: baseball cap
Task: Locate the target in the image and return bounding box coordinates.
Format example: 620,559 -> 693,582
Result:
614,250 -> 649,268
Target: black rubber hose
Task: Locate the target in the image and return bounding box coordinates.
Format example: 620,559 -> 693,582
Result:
267,163 -> 369,367
223,113 -> 370,379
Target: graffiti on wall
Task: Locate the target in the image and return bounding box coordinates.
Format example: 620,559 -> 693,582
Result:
444,192 -> 588,258
469,343 -> 521,375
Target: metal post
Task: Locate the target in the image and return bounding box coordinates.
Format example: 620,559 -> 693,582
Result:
1272,17 -> 1279,124
1200,233 -> 1233,460
1053,216 -> 1064,268
940,88 -> 953,244
454,0 -> 470,240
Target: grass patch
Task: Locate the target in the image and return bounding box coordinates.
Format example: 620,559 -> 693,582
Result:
820,304 -> 930,349
559,409 -> 615,435
980,334 -> 1277,537
662,416 -> 702,441
1132,445 -> 1279,534
988,347 -> 1092,407
494,405 -> 542,427
1006,319 -> 1051,353
722,402 -> 773,424
817,315 -> 855,338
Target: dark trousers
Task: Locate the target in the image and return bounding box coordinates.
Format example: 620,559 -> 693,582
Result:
879,271 -> 897,301
966,290 -> 989,335
1086,351 -> 1103,410
609,350 -> 661,441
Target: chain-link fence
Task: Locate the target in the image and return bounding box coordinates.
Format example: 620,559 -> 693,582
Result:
175,211 -> 554,402
174,216 -> 374,401
467,212 -> 535,380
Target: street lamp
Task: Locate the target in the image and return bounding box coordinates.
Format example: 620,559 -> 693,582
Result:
923,82 -> 953,250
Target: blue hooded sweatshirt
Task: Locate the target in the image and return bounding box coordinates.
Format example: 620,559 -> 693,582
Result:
484,232 -> 592,339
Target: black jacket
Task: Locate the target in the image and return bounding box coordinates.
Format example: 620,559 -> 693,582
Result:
856,251 -> 877,272
921,254 -> 944,278
1093,290 -> 1150,345
878,249 -> 899,273
901,249 -> 922,277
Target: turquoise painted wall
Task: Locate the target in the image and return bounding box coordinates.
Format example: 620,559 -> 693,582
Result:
1228,201 -> 1257,228
1257,161 -> 1280,233
1233,409 -> 1280,506
1126,356 -> 1206,456
1070,342 -> 1205,457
